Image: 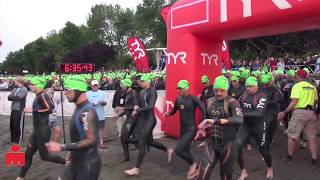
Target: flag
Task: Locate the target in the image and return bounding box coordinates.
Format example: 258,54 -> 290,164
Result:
221,40 -> 231,70
127,36 -> 150,73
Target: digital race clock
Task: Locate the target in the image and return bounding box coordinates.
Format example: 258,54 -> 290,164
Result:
59,63 -> 95,73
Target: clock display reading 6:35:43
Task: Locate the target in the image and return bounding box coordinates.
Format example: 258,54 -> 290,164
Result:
59,63 -> 95,73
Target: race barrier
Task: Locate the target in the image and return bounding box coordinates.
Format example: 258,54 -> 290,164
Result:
0,91 -> 166,139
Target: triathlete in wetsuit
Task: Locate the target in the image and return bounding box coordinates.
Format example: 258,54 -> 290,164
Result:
46,75 -> 101,180
116,79 -> 139,162
199,75 -> 214,107
228,76 -> 245,100
165,80 -> 205,179
237,76 -> 274,179
124,74 -> 170,176
260,74 -> 283,145
280,70 -> 295,129
17,77 -> 66,180
196,76 -> 243,180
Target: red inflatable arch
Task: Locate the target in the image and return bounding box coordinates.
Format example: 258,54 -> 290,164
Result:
162,0 -> 320,138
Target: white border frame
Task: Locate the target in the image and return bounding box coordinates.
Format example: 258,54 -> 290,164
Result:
171,0 -> 209,30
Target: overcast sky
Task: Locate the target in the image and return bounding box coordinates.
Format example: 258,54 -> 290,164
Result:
0,0 -> 142,62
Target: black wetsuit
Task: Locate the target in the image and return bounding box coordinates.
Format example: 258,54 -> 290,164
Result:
135,87 -> 168,168
237,90 -> 272,168
119,90 -> 139,161
280,79 -> 295,129
168,95 -> 205,165
228,85 -> 245,100
200,85 -> 214,110
19,91 -> 65,178
199,96 -> 243,180
62,100 -> 101,180
260,85 -> 282,145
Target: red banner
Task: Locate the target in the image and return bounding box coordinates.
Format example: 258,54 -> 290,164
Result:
221,40 -> 230,70
160,5 -> 172,25
127,36 -> 150,73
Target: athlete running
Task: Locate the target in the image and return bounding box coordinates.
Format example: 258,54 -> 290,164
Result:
46,75 -> 101,180
165,80 -> 205,179
237,76 -> 273,179
260,74 -> 283,145
124,74 -> 171,176
116,79 -> 139,162
196,76 -> 243,180
16,77 -> 65,180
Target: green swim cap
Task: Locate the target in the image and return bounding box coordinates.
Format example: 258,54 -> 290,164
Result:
245,76 -> 258,87
287,70 -> 295,77
64,75 -> 88,92
140,74 -> 151,83
231,76 -> 239,82
252,70 -> 261,77
303,68 -> 310,74
177,80 -> 189,90
214,76 -> 229,90
275,69 -> 284,75
121,79 -> 132,87
201,75 -> 209,84
30,77 -> 46,89
232,71 -> 240,78
240,69 -> 250,79
260,74 -> 271,85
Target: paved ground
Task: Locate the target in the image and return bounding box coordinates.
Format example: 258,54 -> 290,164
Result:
0,115 -> 320,180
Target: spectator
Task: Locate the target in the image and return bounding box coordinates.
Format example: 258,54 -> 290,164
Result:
8,77 -> 28,144
86,80 -> 108,149
278,69 -> 319,167
269,57 -> 278,71
277,58 -> 285,70
112,81 -> 127,137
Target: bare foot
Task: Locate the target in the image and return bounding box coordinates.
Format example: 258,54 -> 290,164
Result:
238,169 -> 248,180
266,168 -> 274,179
167,148 -> 174,163
187,166 -> 200,180
246,144 -> 252,151
124,167 -> 139,176
187,163 -> 198,176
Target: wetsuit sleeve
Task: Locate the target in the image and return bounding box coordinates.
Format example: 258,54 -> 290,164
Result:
200,87 -> 214,100
37,93 -> 53,113
112,90 -> 120,108
138,88 -> 157,112
193,96 -> 206,121
123,91 -> 139,111
168,98 -> 179,116
243,94 -> 267,117
216,99 -> 243,126
268,88 -> 283,105
62,110 -> 98,151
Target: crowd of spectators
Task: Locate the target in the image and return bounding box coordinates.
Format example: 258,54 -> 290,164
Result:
231,56 -> 320,72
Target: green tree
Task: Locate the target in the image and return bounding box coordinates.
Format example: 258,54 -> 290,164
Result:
135,0 -> 167,48
60,21 -> 82,51
86,4 -> 108,43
